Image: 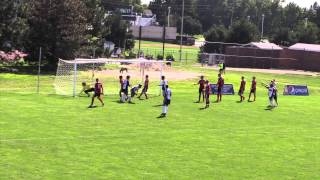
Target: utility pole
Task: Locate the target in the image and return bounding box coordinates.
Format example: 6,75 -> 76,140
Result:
305,18 -> 308,28
168,6 -> 171,27
261,14 -> 265,40
179,0 -> 185,62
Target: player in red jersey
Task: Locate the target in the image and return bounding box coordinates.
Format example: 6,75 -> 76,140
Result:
89,78 -> 104,108
195,75 -> 205,103
216,73 -> 224,102
119,76 -> 123,98
248,76 -> 257,102
204,80 -> 211,108
238,76 -> 246,102
138,75 -> 149,99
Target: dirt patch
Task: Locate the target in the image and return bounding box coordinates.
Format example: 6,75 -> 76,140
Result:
195,64 -> 320,76
98,68 -> 200,81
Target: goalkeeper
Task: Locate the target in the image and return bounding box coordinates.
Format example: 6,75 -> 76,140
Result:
80,81 -> 94,97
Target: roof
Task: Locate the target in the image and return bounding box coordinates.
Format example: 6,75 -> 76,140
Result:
247,42 -> 283,50
289,43 -> 320,52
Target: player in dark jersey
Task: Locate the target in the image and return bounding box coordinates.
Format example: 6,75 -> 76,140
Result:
195,75 -> 205,103
129,84 -> 142,103
248,76 -> 257,102
272,79 -> 278,106
138,75 -> 149,100
238,76 -> 246,102
204,80 -> 211,108
119,76 -> 123,98
216,73 -> 224,102
88,78 -> 104,108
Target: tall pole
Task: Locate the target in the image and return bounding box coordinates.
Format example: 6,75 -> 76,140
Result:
179,0 -> 185,62
261,14 -> 265,40
305,18 -> 308,28
168,6 -> 171,27
37,47 -> 42,94
138,26 -> 142,56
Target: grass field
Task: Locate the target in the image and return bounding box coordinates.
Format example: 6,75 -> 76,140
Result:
1,66 -> 320,179
134,40 -> 199,63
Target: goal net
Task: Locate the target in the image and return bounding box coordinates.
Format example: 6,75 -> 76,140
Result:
54,58 -> 167,97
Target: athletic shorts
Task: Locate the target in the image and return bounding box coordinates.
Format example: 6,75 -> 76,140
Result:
163,99 -> 171,106
131,90 -> 136,97
142,87 -> 148,93
199,88 -> 204,93
122,89 -> 128,95
217,88 -> 222,94
93,92 -> 101,97
250,89 -> 256,93
238,90 -> 244,96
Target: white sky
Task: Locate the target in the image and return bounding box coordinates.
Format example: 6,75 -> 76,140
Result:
141,0 -> 319,8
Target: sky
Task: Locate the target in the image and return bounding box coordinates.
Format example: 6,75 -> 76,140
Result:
141,0 -> 319,8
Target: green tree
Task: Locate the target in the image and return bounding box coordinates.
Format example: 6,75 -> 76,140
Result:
202,25 -> 228,53
227,20 -> 258,43
27,0 -> 87,65
0,0 -> 29,51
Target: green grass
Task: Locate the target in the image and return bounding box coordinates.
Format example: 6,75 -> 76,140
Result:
134,40 -> 199,63
1,68 -> 320,179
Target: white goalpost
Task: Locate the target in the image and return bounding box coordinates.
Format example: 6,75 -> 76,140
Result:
54,58 -> 167,97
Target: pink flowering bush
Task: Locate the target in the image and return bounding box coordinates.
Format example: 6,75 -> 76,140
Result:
0,50 -> 28,65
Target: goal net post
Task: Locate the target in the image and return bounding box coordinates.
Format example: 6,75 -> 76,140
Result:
54,58 -> 166,97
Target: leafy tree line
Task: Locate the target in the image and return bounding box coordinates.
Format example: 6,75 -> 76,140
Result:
149,0 -> 320,46
0,0 -> 135,66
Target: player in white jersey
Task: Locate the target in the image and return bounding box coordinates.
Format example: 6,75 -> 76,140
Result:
160,85 -> 171,118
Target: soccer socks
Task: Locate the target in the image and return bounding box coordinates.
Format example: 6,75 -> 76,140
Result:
162,106 -> 168,114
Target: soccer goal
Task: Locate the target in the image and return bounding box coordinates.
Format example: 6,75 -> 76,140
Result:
54,58 -> 167,97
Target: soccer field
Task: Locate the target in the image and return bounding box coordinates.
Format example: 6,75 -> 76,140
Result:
1,68 -> 320,179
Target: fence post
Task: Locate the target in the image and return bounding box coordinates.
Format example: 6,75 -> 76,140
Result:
37,47 -> 42,94
73,62 -> 78,97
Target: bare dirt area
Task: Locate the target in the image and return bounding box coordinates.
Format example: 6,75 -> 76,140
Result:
99,65 -> 201,81
195,64 -> 320,76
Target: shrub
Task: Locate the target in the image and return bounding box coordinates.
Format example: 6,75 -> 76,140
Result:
0,50 -> 28,65
166,54 -> 175,61
156,54 -> 164,60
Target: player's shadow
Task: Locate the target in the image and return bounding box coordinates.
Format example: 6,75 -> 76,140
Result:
153,104 -> 163,107
265,105 -> 275,111
236,101 -> 244,103
157,115 -> 166,119
87,105 -> 97,109
199,107 -> 208,110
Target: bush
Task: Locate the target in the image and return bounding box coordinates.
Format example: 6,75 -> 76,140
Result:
145,54 -> 154,60
0,50 -> 28,66
166,54 -> 175,61
125,51 -> 137,59
156,54 -> 164,60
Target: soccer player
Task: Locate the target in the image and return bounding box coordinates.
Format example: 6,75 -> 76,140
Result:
88,78 -> 104,108
238,76 -> 246,102
204,80 -> 211,108
160,85 -> 172,117
121,75 -> 131,102
119,76 -> 123,98
272,79 -> 278,106
195,75 -> 205,103
79,81 -> 94,97
138,75 -> 149,99
160,75 -> 168,96
129,84 -> 142,103
216,73 -> 224,102
248,76 -> 257,102
222,62 -> 226,74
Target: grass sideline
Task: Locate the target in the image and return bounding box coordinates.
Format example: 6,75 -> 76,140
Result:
0,68 -> 320,179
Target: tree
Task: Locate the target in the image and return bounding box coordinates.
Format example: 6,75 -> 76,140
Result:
202,25 -> 228,53
27,0 -> 87,65
0,0 -> 29,51
104,12 -> 134,50
272,28 -> 298,46
177,16 -> 202,35
295,22 -> 319,44
227,20 -> 258,43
